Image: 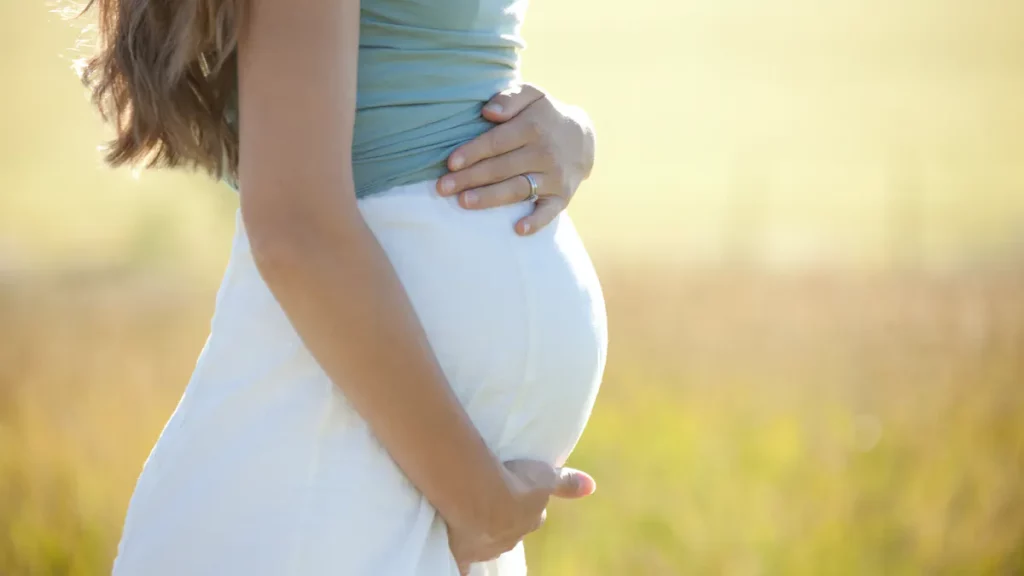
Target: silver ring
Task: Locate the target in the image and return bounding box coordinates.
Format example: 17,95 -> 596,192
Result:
522,173 -> 539,203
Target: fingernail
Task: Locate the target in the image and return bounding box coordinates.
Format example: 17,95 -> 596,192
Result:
450,154 -> 465,170
484,103 -> 503,115
463,191 -> 478,206
521,222 -> 531,234
441,177 -> 455,194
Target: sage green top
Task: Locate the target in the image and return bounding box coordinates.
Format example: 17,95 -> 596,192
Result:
231,0 -> 526,197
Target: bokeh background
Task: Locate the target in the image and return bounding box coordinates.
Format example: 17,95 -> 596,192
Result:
3,1 -> 1024,574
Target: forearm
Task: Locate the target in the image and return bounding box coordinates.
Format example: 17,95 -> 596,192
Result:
246,204 -> 514,534
236,0 -> 519,538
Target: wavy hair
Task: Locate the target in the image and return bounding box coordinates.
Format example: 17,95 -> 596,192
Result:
79,0 -> 245,179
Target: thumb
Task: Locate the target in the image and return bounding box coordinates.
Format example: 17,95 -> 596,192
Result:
551,467 -> 596,499
481,83 -> 546,123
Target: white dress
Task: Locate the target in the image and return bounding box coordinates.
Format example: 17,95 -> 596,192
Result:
111,181 -> 607,575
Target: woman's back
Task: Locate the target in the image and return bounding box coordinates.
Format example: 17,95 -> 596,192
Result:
353,0 -> 527,196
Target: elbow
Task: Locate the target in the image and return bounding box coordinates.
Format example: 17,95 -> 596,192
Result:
237,175 -> 361,283
250,236 -> 306,287
240,192 -> 323,284
245,212 -> 313,285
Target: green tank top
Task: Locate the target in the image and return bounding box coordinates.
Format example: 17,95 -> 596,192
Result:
230,0 -> 527,197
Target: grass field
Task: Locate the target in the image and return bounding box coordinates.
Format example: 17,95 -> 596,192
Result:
3,0 -> 1024,574
2,264 -> 1023,575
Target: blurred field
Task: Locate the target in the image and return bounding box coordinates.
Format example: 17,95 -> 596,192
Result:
4,0 -> 1024,574
2,264 -> 1023,574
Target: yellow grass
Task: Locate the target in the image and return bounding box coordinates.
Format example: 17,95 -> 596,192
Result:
2,264 -> 1022,575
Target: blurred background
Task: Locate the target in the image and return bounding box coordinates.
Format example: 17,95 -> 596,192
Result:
2,0 -> 1024,574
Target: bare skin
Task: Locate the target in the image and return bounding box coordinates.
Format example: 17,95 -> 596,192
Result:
236,0 -> 593,570
441,84 -> 597,235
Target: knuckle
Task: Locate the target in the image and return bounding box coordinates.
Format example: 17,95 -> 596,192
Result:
541,197 -> 565,215
464,170 -> 485,189
502,85 -> 522,98
556,176 -> 573,199
467,169 -> 488,189
564,471 -> 580,492
531,93 -> 555,116
497,94 -> 520,109
534,139 -> 556,161
476,189 -> 501,209
490,130 -> 512,154
460,141 -> 482,162
456,168 -> 478,189
479,134 -> 499,158
523,115 -> 545,139
507,179 -> 526,203
481,161 -> 503,184
521,83 -> 546,98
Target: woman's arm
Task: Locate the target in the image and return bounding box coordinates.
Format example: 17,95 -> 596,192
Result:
236,0 -> 533,541
437,84 -> 596,234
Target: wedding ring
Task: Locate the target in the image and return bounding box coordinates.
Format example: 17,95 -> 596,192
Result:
522,173 -> 539,203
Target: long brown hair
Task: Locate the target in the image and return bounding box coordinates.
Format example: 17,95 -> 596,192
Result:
80,0 -> 245,179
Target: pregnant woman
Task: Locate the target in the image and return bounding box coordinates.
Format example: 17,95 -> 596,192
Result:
81,0 -> 606,574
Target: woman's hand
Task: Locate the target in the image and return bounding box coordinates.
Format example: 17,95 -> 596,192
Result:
447,460 -> 596,575
436,84 -> 596,236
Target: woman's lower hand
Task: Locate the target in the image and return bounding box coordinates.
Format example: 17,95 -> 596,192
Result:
436,84 -> 596,236
447,460 -> 596,574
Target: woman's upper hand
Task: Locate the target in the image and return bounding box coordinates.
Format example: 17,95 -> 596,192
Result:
447,460 -> 596,574
436,84 -> 596,236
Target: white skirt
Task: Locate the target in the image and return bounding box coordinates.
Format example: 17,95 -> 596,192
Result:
112,180 -> 607,576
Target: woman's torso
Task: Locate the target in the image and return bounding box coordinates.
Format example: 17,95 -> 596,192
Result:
234,0 -> 523,199
353,0 -> 527,196
227,0 -> 526,196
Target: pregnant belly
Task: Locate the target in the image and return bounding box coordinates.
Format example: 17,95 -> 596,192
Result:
361,183 -> 608,466
112,183 -> 606,576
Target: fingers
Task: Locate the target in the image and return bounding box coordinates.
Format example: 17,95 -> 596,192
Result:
445,119 -> 530,176
516,195 -> 565,236
550,467 -> 596,499
446,84 -> 549,173
481,83 -> 546,123
450,532 -> 512,572
457,173 -> 535,210
452,173 -> 571,238
502,458 -> 551,480
439,147 -> 538,197
453,539 -> 519,573
503,459 -> 596,498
